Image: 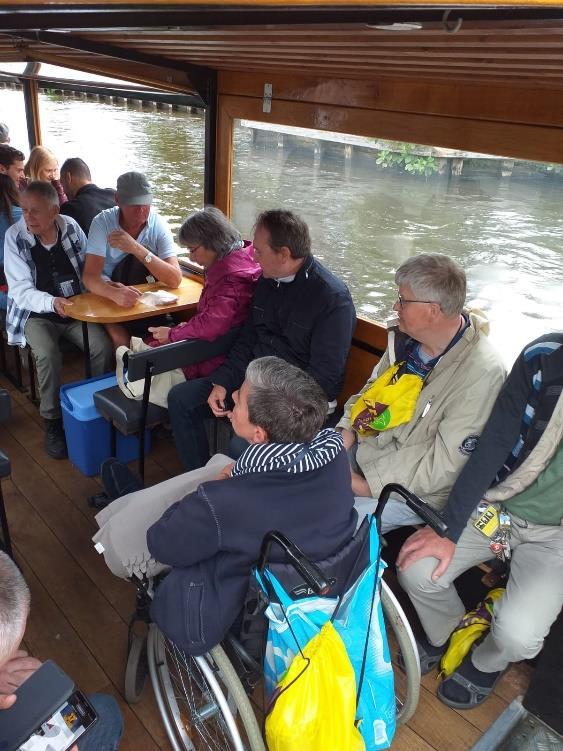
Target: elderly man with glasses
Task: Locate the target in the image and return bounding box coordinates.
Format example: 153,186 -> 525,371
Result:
336,252 -> 506,532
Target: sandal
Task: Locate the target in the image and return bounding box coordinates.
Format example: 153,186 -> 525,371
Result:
437,667 -> 502,709
398,634 -> 445,675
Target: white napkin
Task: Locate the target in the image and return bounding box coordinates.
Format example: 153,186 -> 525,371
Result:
138,290 -> 178,306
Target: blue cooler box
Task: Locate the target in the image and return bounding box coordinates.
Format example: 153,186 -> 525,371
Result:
60,374 -> 152,477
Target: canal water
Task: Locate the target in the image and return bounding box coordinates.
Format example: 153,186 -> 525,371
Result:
2,88 -> 563,365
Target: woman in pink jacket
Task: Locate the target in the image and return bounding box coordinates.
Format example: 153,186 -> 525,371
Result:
147,206 -> 261,379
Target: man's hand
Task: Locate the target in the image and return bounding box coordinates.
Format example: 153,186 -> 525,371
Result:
0,651 -> 42,710
350,470 -> 371,497
208,385 -> 228,417
397,527 -> 456,581
215,462 -> 235,481
108,229 -> 139,255
339,428 -> 356,451
148,326 -> 171,345
53,298 -> 73,318
109,282 -> 141,308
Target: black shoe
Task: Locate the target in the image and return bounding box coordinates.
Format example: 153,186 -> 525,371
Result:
45,418 -> 68,460
100,458 -> 144,500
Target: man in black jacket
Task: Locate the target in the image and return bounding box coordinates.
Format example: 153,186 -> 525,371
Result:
169,208 -> 356,470
59,157 -> 115,234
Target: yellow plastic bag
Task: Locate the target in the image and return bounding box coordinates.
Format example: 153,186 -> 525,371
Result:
350,362 -> 423,436
439,588 -> 505,678
265,621 -> 365,751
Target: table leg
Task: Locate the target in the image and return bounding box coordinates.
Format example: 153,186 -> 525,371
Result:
82,322 -> 92,379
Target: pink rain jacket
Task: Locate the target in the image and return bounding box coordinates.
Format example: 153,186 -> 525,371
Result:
153,241 -> 261,379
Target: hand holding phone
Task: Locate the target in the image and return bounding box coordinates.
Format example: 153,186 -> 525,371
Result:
0,660 -> 97,751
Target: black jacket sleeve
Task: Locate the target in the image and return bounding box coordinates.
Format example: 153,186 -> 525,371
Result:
443,349 -> 531,542
306,291 -> 356,401
209,320 -> 258,394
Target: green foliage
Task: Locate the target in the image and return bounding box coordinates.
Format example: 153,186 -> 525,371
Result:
376,142 -> 439,177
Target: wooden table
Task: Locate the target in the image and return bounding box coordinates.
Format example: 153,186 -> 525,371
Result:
67,278 -> 202,377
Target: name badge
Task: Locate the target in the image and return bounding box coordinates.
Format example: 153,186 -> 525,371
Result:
473,505 -> 499,538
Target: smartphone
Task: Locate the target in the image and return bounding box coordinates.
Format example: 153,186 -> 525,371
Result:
19,690 -> 98,751
0,660 -> 96,751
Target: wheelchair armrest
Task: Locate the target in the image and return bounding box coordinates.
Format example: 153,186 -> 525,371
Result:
377,483 -> 449,537
0,390 -> 10,423
125,327 -> 241,381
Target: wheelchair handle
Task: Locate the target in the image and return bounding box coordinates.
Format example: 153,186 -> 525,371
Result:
376,483 -> 449,537
258,531 -> 336,596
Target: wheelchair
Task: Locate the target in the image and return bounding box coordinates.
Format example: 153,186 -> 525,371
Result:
124,484 -> 448,751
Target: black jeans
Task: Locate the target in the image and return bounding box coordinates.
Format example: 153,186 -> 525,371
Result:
168,377 -> 214,470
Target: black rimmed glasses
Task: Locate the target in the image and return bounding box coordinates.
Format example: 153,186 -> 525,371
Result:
396,294 -> 438,309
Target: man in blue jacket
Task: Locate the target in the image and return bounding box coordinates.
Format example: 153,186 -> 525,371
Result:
94,357 -> 358,655
168,209 -> 356,470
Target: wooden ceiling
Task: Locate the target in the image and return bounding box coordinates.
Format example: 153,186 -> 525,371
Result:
1,5 -> 563,94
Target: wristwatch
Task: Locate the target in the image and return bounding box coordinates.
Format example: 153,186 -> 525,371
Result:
144,251 -> 154,264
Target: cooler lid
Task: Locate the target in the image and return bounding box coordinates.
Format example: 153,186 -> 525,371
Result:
60,374 -> 118,421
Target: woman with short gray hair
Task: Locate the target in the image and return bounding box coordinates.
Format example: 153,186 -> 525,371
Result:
147,206 -> 261,381
94,355 -> 357,656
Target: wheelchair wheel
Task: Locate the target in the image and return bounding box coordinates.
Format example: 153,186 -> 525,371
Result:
124,631 -> 149,704
381,579 -> 421,725
147,624 -> 266,751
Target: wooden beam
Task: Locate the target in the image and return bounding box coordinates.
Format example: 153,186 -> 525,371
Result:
218,70 -> 563,128
18,49 -> 198,95
217,92 -> 563,169
21,61 -> 41,148
215,93 -> 235,216
13,30 -> 211,101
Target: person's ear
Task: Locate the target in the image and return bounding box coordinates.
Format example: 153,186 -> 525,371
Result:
0,165 -> 7,174
253,425 -> 269,444
279,246 -> 292,264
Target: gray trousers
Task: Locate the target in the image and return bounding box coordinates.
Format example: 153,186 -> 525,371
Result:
24,316 -> 113,420
354,496 -> 423,534
93,454 -> 229,579
398,508 -> 563,673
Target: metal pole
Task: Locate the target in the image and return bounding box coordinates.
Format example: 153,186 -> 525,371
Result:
81,322 -> 92,379
203,72 -> 218,206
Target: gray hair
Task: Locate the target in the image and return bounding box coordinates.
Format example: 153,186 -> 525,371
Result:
0,552 -> 30,665
23,180 -> 59,208
245,356 -> 327,443
178,206 -> 243,260
0,122 -> 8,144
395,253 -> 466,317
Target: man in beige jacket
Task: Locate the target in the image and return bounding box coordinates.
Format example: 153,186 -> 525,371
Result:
337,253 -> 506,532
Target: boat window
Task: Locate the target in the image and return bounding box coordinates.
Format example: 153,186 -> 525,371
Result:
232,118 -> 563,365
0,84 -> 205,237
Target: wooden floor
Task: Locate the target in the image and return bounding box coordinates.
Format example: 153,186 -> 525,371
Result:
0,357 -> 532,751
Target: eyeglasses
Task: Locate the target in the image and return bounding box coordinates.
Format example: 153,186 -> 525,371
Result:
188,245 -> 202,254
396,294 -> 438,309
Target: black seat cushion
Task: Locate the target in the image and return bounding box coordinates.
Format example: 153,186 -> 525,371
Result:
0,449 -> 11,478
94,386 -> 168,434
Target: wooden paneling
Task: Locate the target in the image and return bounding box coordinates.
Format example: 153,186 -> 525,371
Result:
218,70 -> 563,126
